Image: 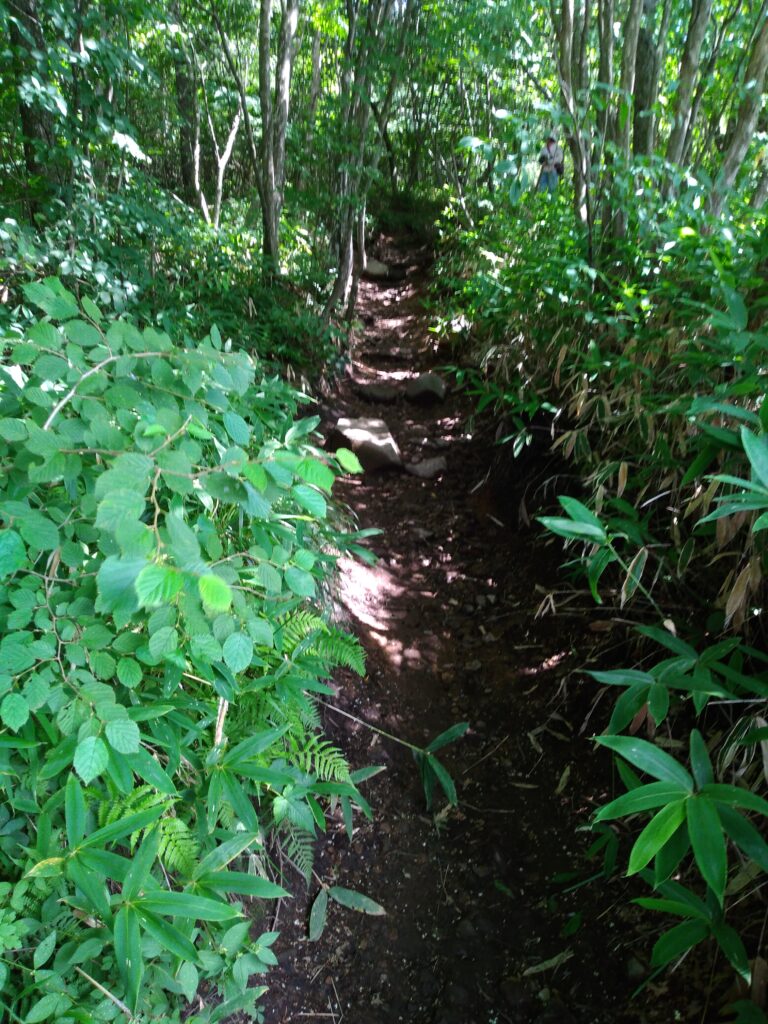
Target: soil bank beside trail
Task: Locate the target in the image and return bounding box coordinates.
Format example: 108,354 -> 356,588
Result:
267,243 -> 691,1024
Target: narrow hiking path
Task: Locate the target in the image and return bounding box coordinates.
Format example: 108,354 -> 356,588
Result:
267,243 -> 689,1024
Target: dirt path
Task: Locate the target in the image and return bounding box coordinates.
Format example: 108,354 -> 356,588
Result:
266,243 -> 680,1024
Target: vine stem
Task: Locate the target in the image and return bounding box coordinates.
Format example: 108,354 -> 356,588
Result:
316,698 -> 424,755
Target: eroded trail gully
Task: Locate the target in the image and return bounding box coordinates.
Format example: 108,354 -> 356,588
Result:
268,245 -> 661,1024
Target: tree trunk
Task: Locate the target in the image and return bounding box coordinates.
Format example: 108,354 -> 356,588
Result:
596,0 -> 614,146
666,0 -> 713,167
633,0 -> 659,156
9,0 -> 50,202
708,15 -> 768,216
613,0 -> 644,160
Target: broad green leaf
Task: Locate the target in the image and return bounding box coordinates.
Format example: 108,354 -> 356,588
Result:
135,564 -> 183,608
123,826 -> 161,900
595,781 -> 688,822
65,773 -> 86,847
0,530 -> 27,579
718,805 -> 768,872
426,721 -> 470,752
651,919 -> 709,968
596,735 -> 694,790
741,426 -> 768,490
428,753 -> 458,805
328,886 -> 385,915
700,783 -> 768,816
33,929 -> 57,969
335,447 -> 364,473
114,907 -> 143,1010
292,484 -> 327,518
137,890 -> 240,921
19,513 -> 59,551
137,908 -> 199,963
1,692 -> 30,732
74,737 -> 109,784
95,490 -> 146,532
627,800 -> 687,874
222,632 -> 253,674
689,729 -> 713,788
199,574 -> 233,613
105,718 -> 141,754
687,796 -> 727,902
284,566 -> 315,597
223,411 -> 251,446
117,658 -> 142,688
199,871 -> 288,898
537,516 -> 607,543
297,457 -> 335,493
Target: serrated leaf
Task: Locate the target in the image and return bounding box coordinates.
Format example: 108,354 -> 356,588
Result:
135,564 -> 183,608
336,447 -> 364,473
0,530 -> 27,579
149,626 -> 178,659
117,658 -> 142,688
292,484 -> 327,518
223,632 -> 253,674
74,736 -> 109,784
223,411 -> 251,446
96,490 -> 146,532
199,574 -> 233,613
285,566 -> 315,597
106,718 -> 141,754
1,693 -> 30,732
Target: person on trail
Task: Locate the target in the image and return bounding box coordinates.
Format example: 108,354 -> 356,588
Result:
537,134 -> 564,193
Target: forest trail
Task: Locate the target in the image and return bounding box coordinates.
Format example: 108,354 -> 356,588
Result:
266,242 -> 667,1024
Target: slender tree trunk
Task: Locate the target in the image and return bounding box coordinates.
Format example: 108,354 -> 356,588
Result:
9,0 -> 50,202
596,0 -> 614,146
613,0 -> 644,160
708,15 -> 768,216
633,0 -> 659,156
666,0 -> 713,167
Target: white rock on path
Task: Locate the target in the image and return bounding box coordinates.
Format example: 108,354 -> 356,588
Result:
330,417 -> 402,471
405,372 -> 447,404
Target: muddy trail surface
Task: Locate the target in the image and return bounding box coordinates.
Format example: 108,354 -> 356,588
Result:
266,243 -> 700,1024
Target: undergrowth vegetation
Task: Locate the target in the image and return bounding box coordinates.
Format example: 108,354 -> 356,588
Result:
0,278 -> 377,1022
435,132 -> 768,1010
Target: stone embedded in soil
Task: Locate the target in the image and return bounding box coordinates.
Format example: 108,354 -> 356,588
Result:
405,371 -> 448,404
328,416 -> 402,471
405,455 -> 447,479
355,381 -> 400,404
364,257 -> 391,279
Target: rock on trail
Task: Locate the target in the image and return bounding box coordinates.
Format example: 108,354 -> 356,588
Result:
406,371 -> 447,404
328,416 -> 402,471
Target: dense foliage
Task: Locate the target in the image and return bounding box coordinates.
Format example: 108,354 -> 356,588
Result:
2,0 -> 768,1016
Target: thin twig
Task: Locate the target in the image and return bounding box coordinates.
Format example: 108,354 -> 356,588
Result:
75,967 -> 134,1019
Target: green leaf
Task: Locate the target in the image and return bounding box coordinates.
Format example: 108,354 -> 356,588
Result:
123,827 -> 161,900
628,800 -> 687,875
689,729 -> 713,788
149,626 -> 178,659
114,907 -> 143,1011
135,564 -> 183,608
106,718 -> 141,754
428,753 -> 458,805
426,721 -> 469,752
328,886 -> 385,915
686,796 -> 727,903
223,632 -> 254,674
651,919 -> 709,968
292,484 -> 327,518
297,457 -> 335,493
309,888 -> 328,941
537,516 -> 607,543
137,890 -> 240,921
0,530 -> 27,579
96,555 -> 144,617
19,513 -> 59,551
199,574 -> 233,613
700,783 -> 768,816
594,781 -> 688,822
718,805 -> 768,872
741,426 -> 768,490
137,908 -> 200,963
335,447 -> 364,473
117,658 -> 142,688
284,566 -> 315,597
199,871 -> 289,898
596,735 -> 694,790
0,417 -> 28,441
65,773 -> 86,847
1,692 -> 30,732
223,411 -> 251,446
95,490 -> 146,532
33,928 -> 57,970
74,737 -> 109,784
25,993 -> 67,1023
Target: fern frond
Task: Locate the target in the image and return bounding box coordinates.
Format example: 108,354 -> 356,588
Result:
292,735 -> 350,782
278,823 -> 315,884
278,610 -> 325,653
311,629 -> 366,676
159,817 -> 199,875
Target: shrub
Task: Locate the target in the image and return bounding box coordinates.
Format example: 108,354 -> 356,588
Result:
0,278 -> 372,1022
